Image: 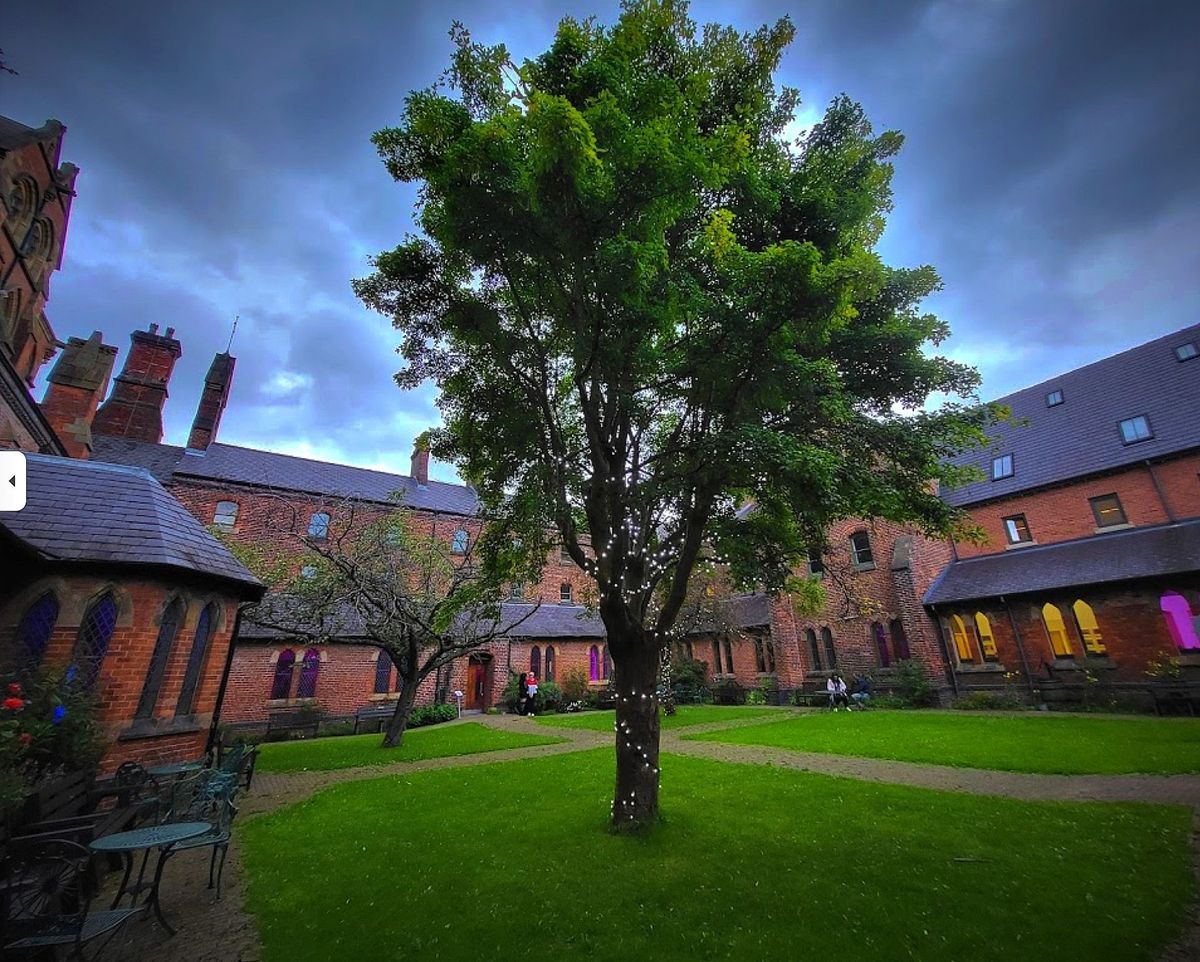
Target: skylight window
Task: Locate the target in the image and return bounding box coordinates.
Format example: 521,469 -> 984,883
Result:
991,454 -> 1014,480
1118,415 -> 1153,445
1175,342 -> 1197,362
1046,389 -> 1063,407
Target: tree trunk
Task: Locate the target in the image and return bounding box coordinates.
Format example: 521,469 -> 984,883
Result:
611,639 -> 661,830
659,644 -> 677,716
381,676 -> 420,748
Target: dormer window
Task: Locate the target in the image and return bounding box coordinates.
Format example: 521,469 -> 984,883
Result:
1175,342 -> 1197,362
1118,415 -> 1153,445
991,454 -> 1014,480
1045,389 -> 1063,407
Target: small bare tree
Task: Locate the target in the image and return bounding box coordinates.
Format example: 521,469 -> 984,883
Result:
224,494 -> 544,747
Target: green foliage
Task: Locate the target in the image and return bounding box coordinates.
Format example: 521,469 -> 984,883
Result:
0,668 -> 102,808
560,666 -> 590,700
746,689 -> 767,705
409,703 -> 459,727
355,0 -> 997,656
241,751 -> 1191,962
891,661 -> 938,707
671,657 -> 710,704
533,681 -> 564,714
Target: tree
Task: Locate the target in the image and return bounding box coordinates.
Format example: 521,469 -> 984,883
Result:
225,496 -> 544,748
355,0 -> 994,827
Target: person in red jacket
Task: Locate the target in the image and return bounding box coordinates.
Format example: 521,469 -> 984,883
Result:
526,671 -> 539,716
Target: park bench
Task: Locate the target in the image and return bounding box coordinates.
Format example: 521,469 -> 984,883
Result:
353,703 -> 398,734
264,709 -> 321,742
6,769 -> 143,851
791,690 -> 834,708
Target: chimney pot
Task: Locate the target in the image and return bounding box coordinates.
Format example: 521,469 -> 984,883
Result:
165,327 -> 175,338
92,325 -> 183,443
149,323 -> 158,334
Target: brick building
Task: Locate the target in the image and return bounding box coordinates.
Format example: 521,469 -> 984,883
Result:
0,455 -> 263,772
925,323 -> 1200,703
1,115 -> 78,455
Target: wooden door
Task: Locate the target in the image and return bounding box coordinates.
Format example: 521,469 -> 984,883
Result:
465,661 -> 482,709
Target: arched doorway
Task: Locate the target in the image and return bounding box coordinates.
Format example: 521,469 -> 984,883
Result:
464,653 -> 493,710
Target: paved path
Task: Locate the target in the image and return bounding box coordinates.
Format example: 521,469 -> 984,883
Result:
97,708 -> 1200,962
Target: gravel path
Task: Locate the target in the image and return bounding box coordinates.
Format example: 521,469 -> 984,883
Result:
94,708 -> 1200,962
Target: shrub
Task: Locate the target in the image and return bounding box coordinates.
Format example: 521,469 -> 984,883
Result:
746,689 -> 767,705
1,668 -> 102,809
672,659 -> 710,704
409,703 -> 458,727
868,694 -> 910,709
892,661 -> 937,707
712,678 -> 745,705
560,667 -> 589,701
953,691 -> 1021,711
533,681 -> 563,714
318,720 -> 357,738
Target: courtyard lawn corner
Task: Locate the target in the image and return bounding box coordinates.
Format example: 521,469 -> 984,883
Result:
533,704 -> 783,732
685,710 -> 1200,775
240,750 -> 1192,962
253,722 -> 567,773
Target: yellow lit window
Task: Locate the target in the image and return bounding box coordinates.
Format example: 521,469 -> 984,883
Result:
974,612 -> 998,659
949,614 -> 974,662
1042,603 -> 1073,657
1072,600 -> 1107,655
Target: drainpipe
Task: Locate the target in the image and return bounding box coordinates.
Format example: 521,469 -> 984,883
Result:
1001,595 -> 1036,696
928,605 -> 959,697
206,602 -> 248,759
1145,460 -> 1176,523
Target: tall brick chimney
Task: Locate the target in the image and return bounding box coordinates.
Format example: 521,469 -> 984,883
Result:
39,331 -> 118,459
411,437 -> 430,486
92,323 -> 182,443
187,351 -> 236,450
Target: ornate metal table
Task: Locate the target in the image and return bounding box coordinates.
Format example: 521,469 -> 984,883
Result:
90,821 -> 211,935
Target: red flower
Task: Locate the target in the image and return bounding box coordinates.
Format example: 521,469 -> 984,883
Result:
18,732 -> 32,746
2,697 -> 25,711
7,683 -> 21,696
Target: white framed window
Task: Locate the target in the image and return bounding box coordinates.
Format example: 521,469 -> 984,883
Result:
1118,415 -> 1153,445
451,529 -> 470,554
212,500 -> 239,530
307,512 -> 330,539
991,454 -> 1014,480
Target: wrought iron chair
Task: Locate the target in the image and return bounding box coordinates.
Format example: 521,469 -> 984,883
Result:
158,770 -> 239,899
0,838 -> 142,959
216,741 -> 259,792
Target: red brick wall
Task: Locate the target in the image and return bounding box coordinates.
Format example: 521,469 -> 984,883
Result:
92,326 -> 182,444
0,572 -> 243,773
935,580 -> 1200,688
955,453 -> 1200,559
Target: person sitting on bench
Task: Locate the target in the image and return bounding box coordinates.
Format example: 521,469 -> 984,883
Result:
851,674 -> 872,709
826,673 -> 851,711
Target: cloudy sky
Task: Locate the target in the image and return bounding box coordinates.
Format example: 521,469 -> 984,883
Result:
6,1 -> 1198,482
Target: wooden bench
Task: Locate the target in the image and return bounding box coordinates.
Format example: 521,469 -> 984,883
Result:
354,704 -> 398,735
790,690 -> 834,708
265,709 -> 321,742
7,770 -> 140,851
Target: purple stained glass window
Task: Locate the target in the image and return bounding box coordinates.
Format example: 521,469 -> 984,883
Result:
18,592 -> 58,667
544,646 -> 556,682
874,622 -> 891,668
73,593 -> 117,689
1161,592 -> 1200,651
296,649 -> 320,698
889,619 -> 911,661
530,646 -> 541,680
270,649 -> 295,700
589,645 -> 600,681
602,645 -> 611,680
175,604 -> 214,716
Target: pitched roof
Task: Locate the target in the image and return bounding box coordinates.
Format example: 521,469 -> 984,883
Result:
1,454 -> 263,594
942,323 -> 1200,507
91,436 -> 479,515
923,519 -> 1200,605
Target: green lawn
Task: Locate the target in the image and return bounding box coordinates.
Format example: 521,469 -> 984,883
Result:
254,722 -> 566,773
686,710 -> 1200,774
534,704 -> 782,731
241,750 -> 1191,962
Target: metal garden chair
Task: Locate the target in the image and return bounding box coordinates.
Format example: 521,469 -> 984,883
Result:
0,838 -> 142,959
158,770 -> 240,899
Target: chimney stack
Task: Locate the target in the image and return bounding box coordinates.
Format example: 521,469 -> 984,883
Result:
39,331 -> 117,459
92,324 -> 182,443
187,351 -> 236,450
411,437 -> 430,486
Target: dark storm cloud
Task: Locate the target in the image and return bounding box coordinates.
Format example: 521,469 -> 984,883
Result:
5,0 -> 1198,478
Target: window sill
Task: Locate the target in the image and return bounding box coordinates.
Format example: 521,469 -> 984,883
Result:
1094,523 -> 1133,534
852,562 -> 876,572
265,698 -> 318,708
1004,540 -> 1037,550
955,663 -> 1006,675
367,693 -> 399,702
117,717 -> 203,742
1175,653 -> 1200,667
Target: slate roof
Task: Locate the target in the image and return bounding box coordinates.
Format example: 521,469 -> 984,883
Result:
1,454 -> 263,594
923,519 -> 1200,605
91,436 -> 479,516
942,323 -> 1200,507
